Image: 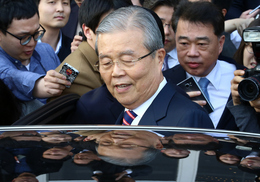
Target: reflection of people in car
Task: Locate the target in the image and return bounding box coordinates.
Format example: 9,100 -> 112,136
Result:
12,172 -> 39,182
161,148 -> 190,159
0,131 -> 42,142
42,146 -> 73,160
87,130 -> 163,166
41,133 -> 72,144
238,152 -> 260,175
164,133 -> 220,151
216,153 -> 242,165
73,150 -> 101,165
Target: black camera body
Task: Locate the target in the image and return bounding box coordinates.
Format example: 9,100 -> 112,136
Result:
238,26 -> 260,101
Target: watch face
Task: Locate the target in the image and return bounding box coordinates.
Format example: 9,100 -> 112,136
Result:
2,125 -> 260,182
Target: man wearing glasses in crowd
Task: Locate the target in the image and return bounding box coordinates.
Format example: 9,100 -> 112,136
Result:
0,0 -> 71,107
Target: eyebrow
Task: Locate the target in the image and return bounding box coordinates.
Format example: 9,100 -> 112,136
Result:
99,50 -> 135,59
178,36 -> 210,42
18,25 -> 41,35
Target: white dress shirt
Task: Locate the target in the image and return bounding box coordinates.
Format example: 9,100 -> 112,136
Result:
128,78 -> 167,125
187,60 -> 236,128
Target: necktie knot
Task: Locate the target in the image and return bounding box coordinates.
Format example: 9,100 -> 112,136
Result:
123,110 -> 137,125
198,77 -> 210,100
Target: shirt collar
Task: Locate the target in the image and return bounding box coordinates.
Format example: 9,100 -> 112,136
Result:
126,77 -> 167,119
186,60 -> 221,90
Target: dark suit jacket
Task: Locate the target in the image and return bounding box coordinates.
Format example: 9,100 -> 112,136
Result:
57,33 -> 72,63
226,0 -> 260,20
115,82 -> 214,128
69,84 -> 124,124
163,58 -> 245,130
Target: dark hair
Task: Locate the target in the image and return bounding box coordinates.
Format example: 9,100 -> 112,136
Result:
113,0 -> 133,9
0,0 -> 39,34
215,151 -> 242,166
34,0 -> 72,6
211,0 -> 232,12
78,0 -> 114,33
173,1 -> 224,37
143,0 -> 179,11
233,18 -> 260,66
0,79 -> 22,125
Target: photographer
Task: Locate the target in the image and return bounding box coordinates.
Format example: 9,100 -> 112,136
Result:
228,22 -> 260,133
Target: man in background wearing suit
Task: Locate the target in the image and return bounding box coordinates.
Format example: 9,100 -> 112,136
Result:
163,1 -> 244,130
95,6 -> 213,128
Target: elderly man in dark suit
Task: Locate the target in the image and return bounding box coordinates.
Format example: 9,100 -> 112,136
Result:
93,6 -> 213,128
163,1 -> 245,130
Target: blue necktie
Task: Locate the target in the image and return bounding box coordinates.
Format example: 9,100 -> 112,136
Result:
199,78 -> 210,100
123,110 -> 137,125
162,54 -> 169,71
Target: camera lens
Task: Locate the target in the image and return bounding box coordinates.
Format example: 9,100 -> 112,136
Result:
238,77 -> 260,101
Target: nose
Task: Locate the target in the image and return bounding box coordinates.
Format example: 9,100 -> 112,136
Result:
111,61 -> 125,77
56,2 -> 64,12
187,44 -> 199,57
164,25 -> 170,36
26,36 -> 37,47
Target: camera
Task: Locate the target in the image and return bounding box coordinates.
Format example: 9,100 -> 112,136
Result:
238,26 -> 260,101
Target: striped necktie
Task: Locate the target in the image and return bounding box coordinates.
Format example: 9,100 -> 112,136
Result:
122,110 -> 137,125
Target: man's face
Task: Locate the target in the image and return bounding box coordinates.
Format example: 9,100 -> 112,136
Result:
176,19 -> 225,77
131,0 -> 142,6
154,5 -> 175,53
38,0 -> 71,29
41,134 -> 72,143
75,0 -> 84,7
12,172 -> 38,182
43,147 -> 71,160
95,130 -> 163,159
0,14 -> 39,63
98,29 -> 165,110
172,133 -> 219,145
74,151 -> 100,164
240,157 -> 260,169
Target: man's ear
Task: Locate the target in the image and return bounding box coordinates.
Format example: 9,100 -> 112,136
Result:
157,48 -> 166,65
82,24 -> 94,40
218,35 -> 225,55
222,9 -> 227,17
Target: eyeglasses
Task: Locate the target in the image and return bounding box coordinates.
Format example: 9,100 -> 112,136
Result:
245,43 -> 254,54
163,23 -> 173,30
94,50 -> 155,71
4,25 -> 46,45
98,141 -> 153,149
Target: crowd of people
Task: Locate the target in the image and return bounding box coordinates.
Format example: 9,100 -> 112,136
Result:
0,0 -> 260,132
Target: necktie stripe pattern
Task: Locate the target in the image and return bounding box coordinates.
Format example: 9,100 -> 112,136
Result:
162,54 -> 169,71
123,110 -> 137,125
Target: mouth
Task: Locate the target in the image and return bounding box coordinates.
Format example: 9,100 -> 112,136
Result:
55,16 -> 65,20
24,50 -> 33,55
114,83 -> 131,92
187,62 -> 201,69
250,61 -> 257,68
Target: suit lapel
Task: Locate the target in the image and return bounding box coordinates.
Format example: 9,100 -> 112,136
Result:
139,83 -> 176,125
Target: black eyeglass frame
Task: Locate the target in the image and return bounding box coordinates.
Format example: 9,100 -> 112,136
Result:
4,24 -> 46,46
94,49 -> 156,71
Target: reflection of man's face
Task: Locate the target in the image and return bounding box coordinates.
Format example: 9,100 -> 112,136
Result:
95,131 -> 163,159
219,154 -> 241,165
42,134 -> 72,143
162,148 -> 190,158
172,134 -> 218,145
74,151 -> 100,164
240,157 -> 260,169
12,172 -> 38,182
43,147 -> 72,160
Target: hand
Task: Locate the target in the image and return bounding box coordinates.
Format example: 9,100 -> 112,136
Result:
34,70 -> 71,98
186,91 -> 207,107
230,70 -> 245,106
249,98 -> 260,113
240,9 -> 260,19
71,35 -> 83,52
115,171 -> 127,181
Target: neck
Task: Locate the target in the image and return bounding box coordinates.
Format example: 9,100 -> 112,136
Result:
41,27 -> 60,51
21,59 -> 30,66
